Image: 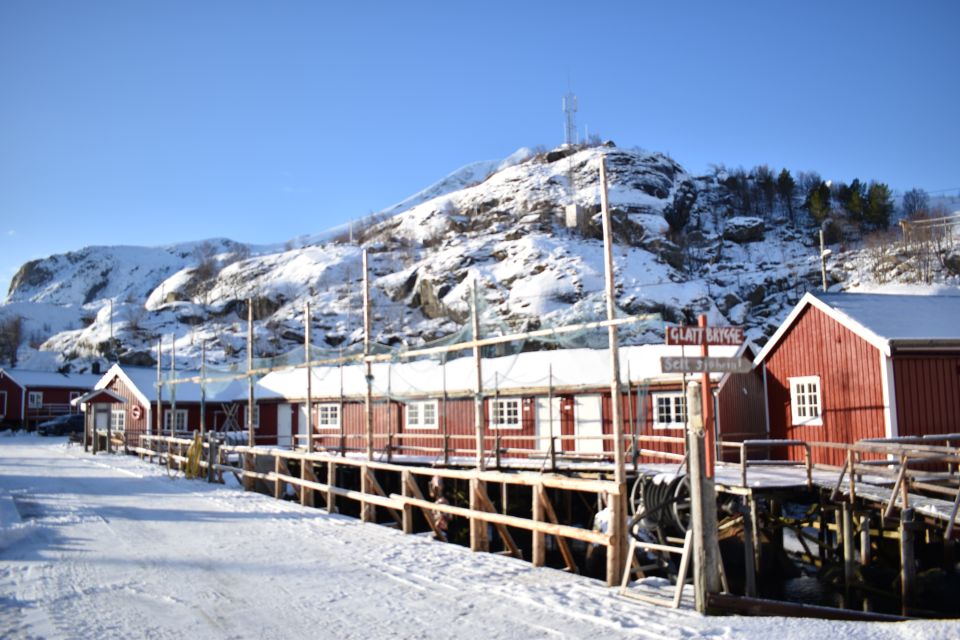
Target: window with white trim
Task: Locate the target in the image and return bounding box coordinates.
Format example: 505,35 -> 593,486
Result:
164,409 -> 188,431
28,391 -> 43,409
110,409 -> 126,431
491,398 -> 521,429
0,390 -> 6,416
316,403 -> 341,430
406,400 -> 439,429
789,376 -> 823,426
652,392 -> 687,429
251,406 -> 260,430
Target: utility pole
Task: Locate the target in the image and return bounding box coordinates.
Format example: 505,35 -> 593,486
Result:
599,155 -> 626,586
247,300 -> 254,448
363,249 -> 374,461
819,223 -> 831,293
305,301 -> 313,454
471,281 -> 485,471
699,314 -> 715,478
686,380 -> 722,613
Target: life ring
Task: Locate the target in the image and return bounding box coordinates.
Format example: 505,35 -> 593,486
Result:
131,405 -> 142,420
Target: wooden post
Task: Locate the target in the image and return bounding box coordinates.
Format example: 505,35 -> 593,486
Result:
361,466 -> 375,523
199,341 -> 206,437
274,456 -> 283,499
686,379 -> 721,613
859,514 -> 871,566
442,360 -> 449,466
532,482 -> 545,567
599,155 -> 627,587
742,504 -> 757,597
900,508 -> 915,616
819,227 -> 829,292
156,337 -> 162,438
327,461 -> 337,514
170,333 -> 176,438
470,477 -> 489,552
471,282 -> 485,471
242,451 -> 254,491
363,249 -> 374,461
698,314 -> 714,478
300,459 -> 315,507
842,501 -> 855,596
401,470 -> 414,534
305,301 -> 313,453
206,432 -> 217,483
247,300 -> 255,448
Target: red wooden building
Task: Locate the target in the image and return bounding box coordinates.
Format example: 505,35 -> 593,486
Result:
0,368 -> 101,429
755,292 -> 960,466
255,343 -> 766,462
92,364 -> 282,445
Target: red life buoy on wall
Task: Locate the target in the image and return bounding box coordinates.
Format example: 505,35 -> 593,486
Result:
131,405 -> 142,420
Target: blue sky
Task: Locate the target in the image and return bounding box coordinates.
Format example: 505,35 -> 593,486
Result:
1,1 -> 958,296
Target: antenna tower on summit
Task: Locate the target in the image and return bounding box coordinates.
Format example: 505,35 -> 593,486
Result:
562,92 -> 578,146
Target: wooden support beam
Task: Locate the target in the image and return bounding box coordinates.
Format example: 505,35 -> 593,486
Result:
394,492 -> 608,548
900,508 -> 916,616
402,472 -> 445,540
474,489 -> 522,559
327,462 -> 337,514
742,507 -> 757,597
361,467 -> 375,523
537,486 -> 579,573
242,453 -> 255,491
859,514 -> 871,567
532,484 -> 545,567
842,501 -> 855,595
401,470 -> 414,535
470,478 -> 490,552
301,460 -> 316,508
365,469 -> 403,526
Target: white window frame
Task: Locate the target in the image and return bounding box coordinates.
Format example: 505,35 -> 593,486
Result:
164,409 -> 188,431
0,390 -> 6,417
28,391 -> 43,409
789,376 -> 823,426
110,409 -> 126,431
652,392 -> 687,430
251,405 -> 260,430
405,400 -> 439,430
491,398 -> 522,430
315,403 -> 341,430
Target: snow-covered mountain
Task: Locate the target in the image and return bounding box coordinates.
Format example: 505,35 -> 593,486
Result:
3,143 -> 959,373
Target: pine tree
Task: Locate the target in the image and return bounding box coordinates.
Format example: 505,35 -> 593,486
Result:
776,169 -> 796,222
805,181 -> 831,224
865,182 -> 894,229
844,178 -> 865,222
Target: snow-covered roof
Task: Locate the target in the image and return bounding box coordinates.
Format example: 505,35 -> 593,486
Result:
755,291 -> 960,362
95,364 -> 267,406
257,344 -> 744,401
0,368 -> 102,390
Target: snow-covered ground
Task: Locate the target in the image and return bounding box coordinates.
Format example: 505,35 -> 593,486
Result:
1,434 -> 956,640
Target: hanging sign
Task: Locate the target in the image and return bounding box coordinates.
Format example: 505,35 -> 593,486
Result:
665,325 -> 744,346
660,356 -> 752,374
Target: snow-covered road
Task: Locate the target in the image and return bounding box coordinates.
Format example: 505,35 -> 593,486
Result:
1,435 -> 956,639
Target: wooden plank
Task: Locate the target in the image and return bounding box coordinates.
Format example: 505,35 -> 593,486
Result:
394,492 -> 608,548
474,488 -> 522,559
365,469 -> 403,526
707,593 -> 907,621
532,485 -> 545,567
403,473 -> 445,540
301,460 -> 317,508
537,486 -> 579,572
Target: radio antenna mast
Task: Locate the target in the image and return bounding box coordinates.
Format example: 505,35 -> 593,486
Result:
562,91 -> 578,146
